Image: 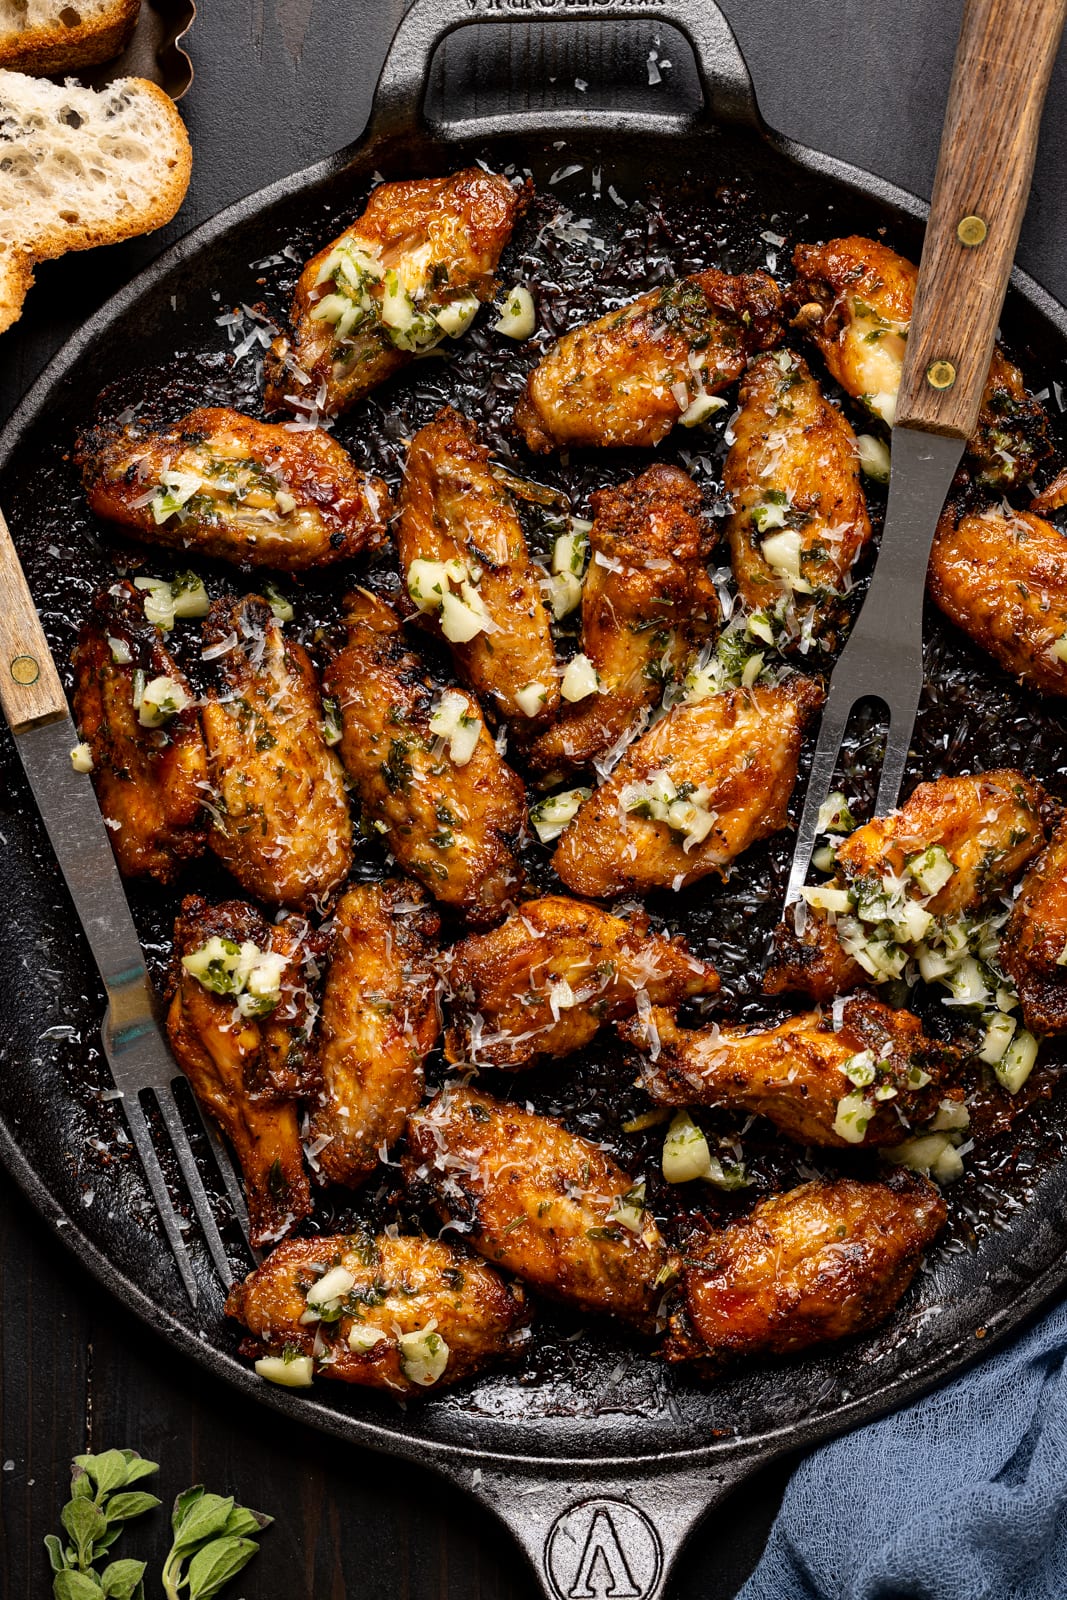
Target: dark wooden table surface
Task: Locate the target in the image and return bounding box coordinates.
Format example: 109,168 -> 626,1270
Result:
4,2 -> 1067,1595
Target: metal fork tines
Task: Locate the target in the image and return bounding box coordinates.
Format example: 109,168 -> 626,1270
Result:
103,980 -> 250,1305
785,428 -> 966,908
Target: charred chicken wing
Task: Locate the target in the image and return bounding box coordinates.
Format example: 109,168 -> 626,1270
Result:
324,589 -> 526,920
767,770 -> 1049,999
793,235 -> 1051,487
725,350 -> 871,639
396,407 -> 559,732
72,580 -> 207,882
528,464 -> 718,775
1001,820 -> 1067,1035
405,1087 -> 668,1329
226,1230 -> 528,1393
929,501 -> 1067,697
264,167 -> 523,416
166,895 -> 325,1246
76,407 -> 391,572
665,1172 -> 946,1366
622,994 -> 961,1148
514,267 -> 783,453
308,880 -> 441,1187
201,595 -> 353,911
553,678 -> 823,899
443,894 -> 717,1069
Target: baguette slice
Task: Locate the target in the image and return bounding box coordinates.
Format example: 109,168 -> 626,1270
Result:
0,0 -> 140,73
0,69 -> 191,332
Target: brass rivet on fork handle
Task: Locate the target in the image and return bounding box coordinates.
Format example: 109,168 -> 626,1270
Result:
926,358 -> 958,389
10,653 -> 40,685
957,212 -> 988,245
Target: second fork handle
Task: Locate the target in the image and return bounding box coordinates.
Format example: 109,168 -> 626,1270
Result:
896,0 -> 1067,437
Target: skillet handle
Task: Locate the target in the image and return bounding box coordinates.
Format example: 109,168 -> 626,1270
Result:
896,0 -> 1067,436
0,502 -> 67,734
463,1456 -> 758,1599
364,0 -> 761,144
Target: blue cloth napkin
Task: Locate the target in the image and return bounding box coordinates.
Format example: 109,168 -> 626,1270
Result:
739,1298 -> 1067,1600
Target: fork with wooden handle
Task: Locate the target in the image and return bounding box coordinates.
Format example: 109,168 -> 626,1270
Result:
787,0 -> 1067,906
0,503 -> 250,1306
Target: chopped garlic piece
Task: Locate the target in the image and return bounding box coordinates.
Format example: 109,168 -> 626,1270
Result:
398,1322 -> 450,1386
255,1354 -> 314,1388
662,1111 -> 712,1183
70,742 -> 94,773
560,653 -> 598,702
494,285 -> 536,340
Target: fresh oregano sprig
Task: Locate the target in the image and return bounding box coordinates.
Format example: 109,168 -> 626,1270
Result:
162,1486 -> 272,1600
44,1448 -> 162,1600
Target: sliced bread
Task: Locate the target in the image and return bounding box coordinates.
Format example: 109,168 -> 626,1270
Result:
0,0 -> 140,74
0,69 -> 191,332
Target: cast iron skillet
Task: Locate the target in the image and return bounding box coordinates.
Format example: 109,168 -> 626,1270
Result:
4,3 -> 1067,1594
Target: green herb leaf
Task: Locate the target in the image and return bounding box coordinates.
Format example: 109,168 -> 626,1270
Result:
76,1451 -> 133,1498
222,1504 -> 273,1539
53,1571 -> 105,1600
186,1536 -> 259,1600
44,1533 -> 69,1573
102,1493 -> 162,1524
116,1455 -> 160,1487
62,1497 -> 107,1564
169,1491 -> 235,1556
99,1559 -> 147,1600
171,1485 -> 205,1536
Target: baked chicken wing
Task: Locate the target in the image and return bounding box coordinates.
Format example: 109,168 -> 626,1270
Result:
396,407 -> 559,732
664,1172 -> 946,1366
767,770 -> 1049,999
527,464 -> 718,775
226,1231 -> 528,1393
76,407 -> 391,572
793,235 -> 1051,487
1001,820 -> 1067,1035
71,580 -> 207,883
621,994 -> 960,1148
323,589 -> 526,920
514,267 -> 783,453
725,350 -> 871,639
201,594 -> 353,911
929,502 -> 1067,697
443,894 -> 718,1068
166,895 -> 325,1246
405,1087 -> 668,1329
308,880 -> 441,1187
264,166 -> 523,416
552,678 -> 824,899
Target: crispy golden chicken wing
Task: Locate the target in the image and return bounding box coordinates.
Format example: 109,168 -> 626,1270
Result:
553,678 -> 823,899
929,502 -> 1067,696
1001,820 -> 1067,1035
264,167 -> 523,416
443,894 -> 718,1068
396,407 -> 559,732
793,236 -> 1051,487
166,895 -> 325,1246
405,1087 -> 668,1329
72,580 -> 207,883
725,350 -> 871,637
527,464 -> 718,775
664,1172 -> 946,1366
621,994 -> 961,1148
75,407 -> 391,572
514,267 -> 783,453
766,770 -> 1049,999
226,1230 -> 529,1393
201,595 -> 353,911
308,880 -> 441,1187
324,589 -> 526,920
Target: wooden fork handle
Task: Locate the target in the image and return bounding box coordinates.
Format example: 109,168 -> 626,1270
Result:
0,503 -> 68,733
897,0 -> 1067,436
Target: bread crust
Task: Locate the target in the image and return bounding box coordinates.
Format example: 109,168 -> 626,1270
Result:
0,70 -> 191,333
0,0 -> 140,72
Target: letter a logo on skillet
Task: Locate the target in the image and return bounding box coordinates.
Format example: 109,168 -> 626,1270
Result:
545,1499 -> 662,1599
